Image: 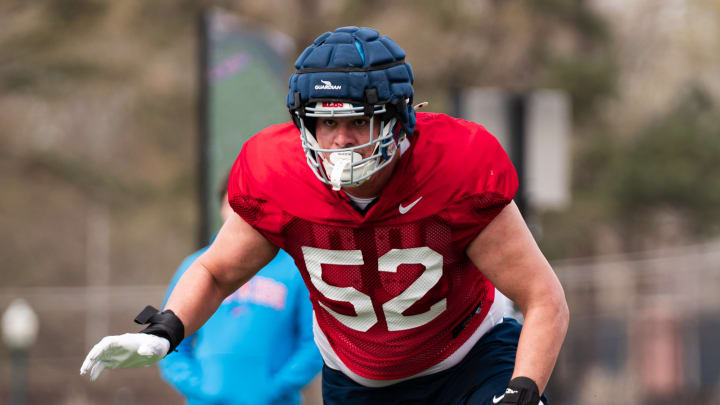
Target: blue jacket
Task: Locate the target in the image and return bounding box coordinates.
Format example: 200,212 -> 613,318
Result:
158,248 -> 322,405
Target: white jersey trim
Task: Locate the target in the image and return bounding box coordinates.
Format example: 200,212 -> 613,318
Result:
346,194 -> 376,210
313,288 -> 511,387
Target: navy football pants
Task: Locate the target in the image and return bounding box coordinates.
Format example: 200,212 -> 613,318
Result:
321,318 -> 549,405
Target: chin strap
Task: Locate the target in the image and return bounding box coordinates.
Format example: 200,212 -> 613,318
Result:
134,305 -> 185,354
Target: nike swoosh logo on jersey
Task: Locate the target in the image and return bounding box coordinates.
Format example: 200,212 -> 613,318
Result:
492,394 -> 504,404
398,196 -> 423,214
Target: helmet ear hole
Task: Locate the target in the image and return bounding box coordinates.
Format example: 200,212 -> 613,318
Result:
381,105 -> 405,137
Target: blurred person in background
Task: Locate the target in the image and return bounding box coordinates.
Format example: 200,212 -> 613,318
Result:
82,27 -> 568,405
158,174 -> 322,405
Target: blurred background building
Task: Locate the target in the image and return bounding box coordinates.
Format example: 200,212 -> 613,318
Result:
1,1 -> 720,404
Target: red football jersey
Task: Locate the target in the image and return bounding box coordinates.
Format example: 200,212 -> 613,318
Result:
228,112 -> 518,380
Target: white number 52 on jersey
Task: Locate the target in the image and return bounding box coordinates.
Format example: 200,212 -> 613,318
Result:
301,246 -> 447,332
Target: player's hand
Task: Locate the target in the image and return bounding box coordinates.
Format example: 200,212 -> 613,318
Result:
80,333 -> 170,381
494,377 -> 542,405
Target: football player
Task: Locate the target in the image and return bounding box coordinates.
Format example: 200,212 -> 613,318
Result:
81,27 -> 568,405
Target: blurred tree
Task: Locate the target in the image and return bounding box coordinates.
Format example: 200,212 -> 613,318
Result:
540,86 -> 720,258
0,0 -> 203,288
225,0 -> 617,116
612,86 -> 720,246
0,0 -> 626,281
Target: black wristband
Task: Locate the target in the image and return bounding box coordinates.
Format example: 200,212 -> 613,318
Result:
133,305 -> 185,354
499,377 -> 540,405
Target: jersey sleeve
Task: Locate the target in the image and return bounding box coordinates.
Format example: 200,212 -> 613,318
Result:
441,123 -> 518,247
227,135 -> 290,250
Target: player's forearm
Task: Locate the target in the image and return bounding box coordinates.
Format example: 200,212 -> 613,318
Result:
164,214 -> 278,337
163,260 -> 238,337
511,288 -> 569,393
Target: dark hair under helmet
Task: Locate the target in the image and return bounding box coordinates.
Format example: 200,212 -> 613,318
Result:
287,26 -> 416,135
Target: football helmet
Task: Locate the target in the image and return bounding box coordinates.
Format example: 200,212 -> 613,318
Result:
287,27 -> 416,190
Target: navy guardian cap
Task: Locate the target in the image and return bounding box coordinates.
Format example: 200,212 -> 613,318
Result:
287,27 -> 416,190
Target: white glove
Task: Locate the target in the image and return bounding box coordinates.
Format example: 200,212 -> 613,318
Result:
80,333 -> 170,381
